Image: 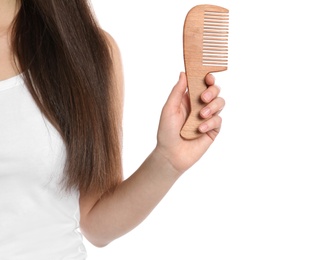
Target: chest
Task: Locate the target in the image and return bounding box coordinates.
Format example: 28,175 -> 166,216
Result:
0,35 -> 18,81
0,83 -> 66,182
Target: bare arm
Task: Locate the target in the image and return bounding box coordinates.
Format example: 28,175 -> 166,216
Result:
79,34 -> 225,247
80,148 -> 180,247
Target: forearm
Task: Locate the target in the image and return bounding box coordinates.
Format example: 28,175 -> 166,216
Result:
80,148 -> 181,247
80,72 -> 224,247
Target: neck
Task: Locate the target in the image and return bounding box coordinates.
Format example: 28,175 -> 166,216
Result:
0,0 -> 19,37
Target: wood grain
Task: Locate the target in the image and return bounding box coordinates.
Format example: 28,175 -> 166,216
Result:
180,5 -> 229,139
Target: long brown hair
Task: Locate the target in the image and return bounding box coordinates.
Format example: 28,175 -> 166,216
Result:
11,0 -> 123,195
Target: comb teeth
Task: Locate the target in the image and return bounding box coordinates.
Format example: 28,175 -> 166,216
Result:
203,10 -> 229,67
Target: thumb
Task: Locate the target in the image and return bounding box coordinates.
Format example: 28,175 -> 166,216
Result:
166,72 -> 187,108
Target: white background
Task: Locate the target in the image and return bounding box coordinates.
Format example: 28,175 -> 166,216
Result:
86,0 -> 329,259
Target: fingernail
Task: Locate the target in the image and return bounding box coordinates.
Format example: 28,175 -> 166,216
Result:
201,107 -> 211,117
199,124 -> 208,133
203,92 -> 212,102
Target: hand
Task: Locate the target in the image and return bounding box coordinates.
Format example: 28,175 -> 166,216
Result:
155,72 -> 225,175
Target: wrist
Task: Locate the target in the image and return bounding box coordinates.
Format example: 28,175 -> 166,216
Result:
150,147 -> 183,180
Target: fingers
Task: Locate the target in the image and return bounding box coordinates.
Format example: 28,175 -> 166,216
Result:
198,73 -> 224,135
204,73 -> 215,86
200,76 -> 224,118
198,97 -> 224,134
198,115 -> 222,135
200,96 -> 225,118
164,72 -> 224,137
201,78 -> 220,103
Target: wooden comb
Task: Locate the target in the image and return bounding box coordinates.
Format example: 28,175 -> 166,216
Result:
180,5 -> 229,139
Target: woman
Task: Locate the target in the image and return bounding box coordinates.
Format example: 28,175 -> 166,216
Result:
0,0 -> 225,259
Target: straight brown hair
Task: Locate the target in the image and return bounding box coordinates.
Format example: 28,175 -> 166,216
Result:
11,0 -> 123,195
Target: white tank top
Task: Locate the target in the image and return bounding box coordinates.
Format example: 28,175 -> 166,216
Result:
0,75 -> 87,259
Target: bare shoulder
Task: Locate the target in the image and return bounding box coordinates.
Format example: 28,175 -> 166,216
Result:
102,30 -> 121,58
101,30 -> 124,92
